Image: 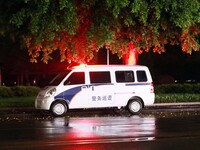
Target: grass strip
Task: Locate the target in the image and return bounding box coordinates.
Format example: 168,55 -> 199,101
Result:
155,94 -> 200,103
0,97 -> 35,108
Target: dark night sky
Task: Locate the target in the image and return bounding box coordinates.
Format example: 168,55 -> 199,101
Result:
1,41 -> 200,85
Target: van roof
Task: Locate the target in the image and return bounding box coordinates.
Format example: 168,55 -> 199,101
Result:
69,64 -> 148,70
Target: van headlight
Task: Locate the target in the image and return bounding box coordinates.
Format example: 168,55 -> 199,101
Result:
45,88 -> 56,98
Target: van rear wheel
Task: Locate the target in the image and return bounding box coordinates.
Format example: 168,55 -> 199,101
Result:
127,99 -> 142,115
51,101 -> 67,117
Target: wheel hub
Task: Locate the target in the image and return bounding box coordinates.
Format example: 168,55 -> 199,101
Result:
54,103 -> 65,115
131,101 -> 140,112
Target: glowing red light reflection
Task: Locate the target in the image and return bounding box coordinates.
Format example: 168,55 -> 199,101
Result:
123,46 -> 138,65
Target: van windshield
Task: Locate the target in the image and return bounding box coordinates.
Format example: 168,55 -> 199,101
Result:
48,70 -> 71,86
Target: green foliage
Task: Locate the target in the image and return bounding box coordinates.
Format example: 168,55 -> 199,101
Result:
0,87 -> 14,98
0,86 -> 40,98
130,0 -> 148,23
105,0 -> 130,18
11,86 -> 40,97
0,0 -> 199,63
10,0 -> 78,33
155,84 -> 200,103
0,97 -> 35,107
170,0 -> 200,28
155,84 -> 200,94
155,94 -> 200,103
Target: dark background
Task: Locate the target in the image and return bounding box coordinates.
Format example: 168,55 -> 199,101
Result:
0,37 -> 200,86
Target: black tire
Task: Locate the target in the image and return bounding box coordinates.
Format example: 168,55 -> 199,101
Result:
127,99 -> 143,115
51,101 -> 68,117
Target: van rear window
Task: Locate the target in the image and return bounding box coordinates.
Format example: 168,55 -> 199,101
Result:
115,71 -> 134,82
89,72 -> 111,83
137,70 -> 147,82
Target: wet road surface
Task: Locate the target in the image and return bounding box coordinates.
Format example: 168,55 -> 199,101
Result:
0,112 -> 200,150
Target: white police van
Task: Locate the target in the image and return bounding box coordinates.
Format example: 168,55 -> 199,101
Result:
35,65 -> 155,116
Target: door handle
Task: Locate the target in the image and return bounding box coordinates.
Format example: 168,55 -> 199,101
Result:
81,86 -> 88,90
91,86 -> 94,91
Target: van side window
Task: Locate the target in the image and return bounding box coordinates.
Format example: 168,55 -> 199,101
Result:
137,70 -> 147,82
115,71 -> 134,82
89,72 -> 111,83
64,72 -> 85,85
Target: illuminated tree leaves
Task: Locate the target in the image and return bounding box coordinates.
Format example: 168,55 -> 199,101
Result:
0,0 -> 199,63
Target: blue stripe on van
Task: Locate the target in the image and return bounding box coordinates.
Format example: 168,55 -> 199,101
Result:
54,86 -> 82,103
125,83 -> 151,86
89,83 -> 114,87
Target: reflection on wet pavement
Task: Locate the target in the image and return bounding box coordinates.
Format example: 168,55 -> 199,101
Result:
0,116 -> 156,143
1,113 -> 200,150
40,116 -> 156,140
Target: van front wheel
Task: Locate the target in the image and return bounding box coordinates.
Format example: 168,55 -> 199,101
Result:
127,99 -> 142,115
51,101 -> 67,117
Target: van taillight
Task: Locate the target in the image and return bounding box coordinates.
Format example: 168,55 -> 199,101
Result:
150,82 -> 154,93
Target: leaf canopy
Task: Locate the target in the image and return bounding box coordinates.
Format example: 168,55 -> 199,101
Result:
0,0 -> 199,63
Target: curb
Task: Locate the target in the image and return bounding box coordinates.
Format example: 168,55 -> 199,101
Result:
1,102 -> 200,110
150,102 -> 200,107
0,102 -> 200,114
1,102 -> 200,112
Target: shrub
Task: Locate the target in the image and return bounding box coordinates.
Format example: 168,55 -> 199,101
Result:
154,84 -> 200,103
25,86 -> 40,96
11,86 -> 40,97
155,94 -> 200,103
0,86 -> 14,98
155,84 -> 200,94
0,86 -> 40,97
0,97 -> 35,107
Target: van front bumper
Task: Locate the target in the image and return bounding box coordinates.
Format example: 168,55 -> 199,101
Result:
35,97 -> 54,110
